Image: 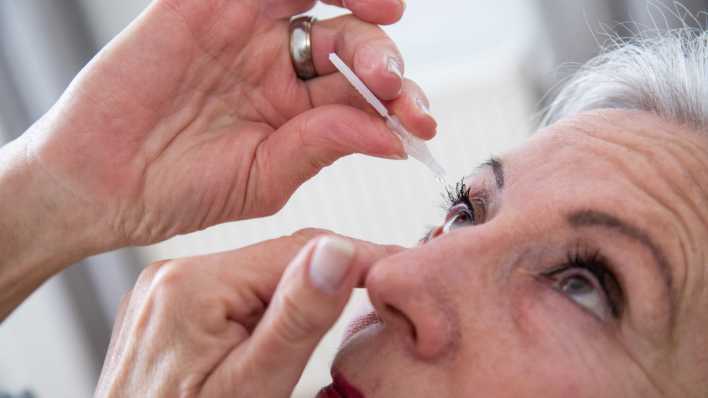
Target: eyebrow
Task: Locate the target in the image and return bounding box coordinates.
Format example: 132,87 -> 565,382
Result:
568,209 -> 674,308
482,157 -> 505,190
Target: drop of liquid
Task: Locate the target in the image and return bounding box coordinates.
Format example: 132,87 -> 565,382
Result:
434,174 -> 448,186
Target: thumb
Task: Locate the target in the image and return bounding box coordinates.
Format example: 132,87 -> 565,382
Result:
245,105 -> 405,217
236,235 -> 359,397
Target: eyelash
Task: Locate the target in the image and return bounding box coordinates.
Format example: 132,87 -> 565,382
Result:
544,247 -> 624,319
423,182 -> 625,321
419,180 -> 484,243
444,179 -> 473,210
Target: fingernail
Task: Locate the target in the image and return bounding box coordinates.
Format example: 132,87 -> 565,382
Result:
387,57 -> 403,80
416,97 -> 433,118
309,237 -> 355,294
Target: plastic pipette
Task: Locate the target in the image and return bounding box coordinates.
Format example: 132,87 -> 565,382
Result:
329,53 -> 447,182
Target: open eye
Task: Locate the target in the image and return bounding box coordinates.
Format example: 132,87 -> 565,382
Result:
442,204 -> 475,233
442,199 -> 486,234
546,267 -> 612,321
420,181 -> 489,243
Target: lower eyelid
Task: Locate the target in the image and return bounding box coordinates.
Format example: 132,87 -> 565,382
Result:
534,277 -> 604,323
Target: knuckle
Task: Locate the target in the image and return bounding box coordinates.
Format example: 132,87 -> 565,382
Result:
273,293 -> 323,344
146,259 -> 195,299
140,259 -> 171,282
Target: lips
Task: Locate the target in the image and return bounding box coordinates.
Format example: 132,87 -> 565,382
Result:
316,384 -> 344,398
316,373 -> 365,398
317,384 -> 346,398
316,311 -> 378,398
342,311 -> 382,345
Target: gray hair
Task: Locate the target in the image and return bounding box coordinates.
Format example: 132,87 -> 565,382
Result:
542,28 -> 708,130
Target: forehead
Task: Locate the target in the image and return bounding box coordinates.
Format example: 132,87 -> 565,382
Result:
495,109 -> 708,317
505,110 -> 708,209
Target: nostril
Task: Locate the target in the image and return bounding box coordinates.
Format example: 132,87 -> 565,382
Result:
385,303 -> 417,342
381,300 -> 456,361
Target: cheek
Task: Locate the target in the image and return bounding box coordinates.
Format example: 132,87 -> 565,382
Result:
448,278 -> 619,396
332,277 -> 628,397
513,277 -> 611,343
509,277 -> 587,343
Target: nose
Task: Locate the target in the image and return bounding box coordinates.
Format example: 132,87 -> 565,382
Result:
365,245 -> 459,360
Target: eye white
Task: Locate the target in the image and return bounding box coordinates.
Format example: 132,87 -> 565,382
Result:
442,205 -> 475,234
442,211 -> 471,233
555,269 -> 610,321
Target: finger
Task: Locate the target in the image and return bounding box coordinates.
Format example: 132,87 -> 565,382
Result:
101,292 -> 132,366
387,79 -> 438,140
110,292 -> 132,341
309,76 -> 437,140
321,0 -> 406,25
311,15 -> 404,100
261,0 -> 317,19
96,290 -> 133,392
200,229 -> 404,307
230,236 -> 360,397
244,105 -> 405,217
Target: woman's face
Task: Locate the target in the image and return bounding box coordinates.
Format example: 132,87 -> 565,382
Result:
320,110 -> 708,398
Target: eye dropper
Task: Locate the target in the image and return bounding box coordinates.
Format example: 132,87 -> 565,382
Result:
329,53 -> 447,184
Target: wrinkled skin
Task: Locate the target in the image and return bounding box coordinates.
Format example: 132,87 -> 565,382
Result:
0,0 -> 435,320
23,0 -> 434,251
97,229 -> 403,398
328,109 -> 708,397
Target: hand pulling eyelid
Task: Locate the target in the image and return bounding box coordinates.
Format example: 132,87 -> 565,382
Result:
329,53 -> 447,184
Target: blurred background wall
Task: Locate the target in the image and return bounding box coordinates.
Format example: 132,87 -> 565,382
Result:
0,1 -> 706,397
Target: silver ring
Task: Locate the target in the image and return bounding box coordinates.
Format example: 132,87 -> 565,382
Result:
289,16 -> 317,80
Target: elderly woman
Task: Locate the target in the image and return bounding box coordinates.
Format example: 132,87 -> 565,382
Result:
1,1 -> 706,397
96,29 -> 708,397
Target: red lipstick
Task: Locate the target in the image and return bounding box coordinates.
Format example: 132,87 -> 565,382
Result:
342,311 -> 381,345
316,372 -> 365,398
